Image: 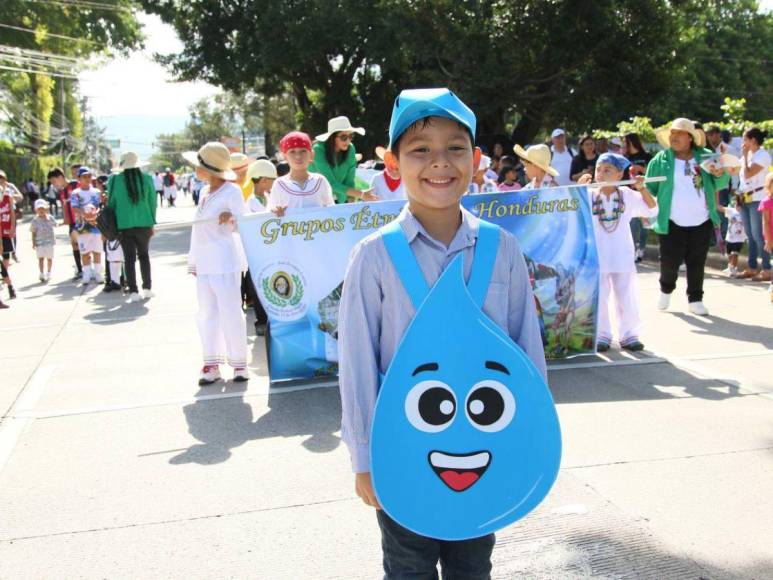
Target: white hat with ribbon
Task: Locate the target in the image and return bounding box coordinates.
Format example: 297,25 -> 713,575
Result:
315,116 -> 366,142
182,142 -> 237,180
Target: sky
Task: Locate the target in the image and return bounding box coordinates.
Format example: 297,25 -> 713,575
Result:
78,13 -> 220,160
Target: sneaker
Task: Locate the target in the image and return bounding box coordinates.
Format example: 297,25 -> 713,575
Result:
44,272 -> 51,282
255,322 -> 267,336
39,273 -> 46,282
94,271 -> 104,284
678,264 -> 686,272
142,289 -> 155,299
622,340 -> 645,351
127,292 -> 141,303
233,368 -> 249,382
72,270 -> 83,281
198,365 -> 222,386
688,301 -> 709,316
596,341 -> 610,352
657,292 -> 671,311
102,281 -> 121,293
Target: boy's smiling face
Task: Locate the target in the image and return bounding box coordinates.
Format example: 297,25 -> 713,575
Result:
389,117 -> 479,211
285,147 -> 313,172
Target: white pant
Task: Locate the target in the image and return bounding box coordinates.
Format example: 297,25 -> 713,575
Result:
196,272 -> 247,368
598,272 -> 642,346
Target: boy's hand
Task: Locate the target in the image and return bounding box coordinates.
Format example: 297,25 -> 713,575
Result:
218,211 -> 233,225
577,174 -> 593,185
271,206 -> 287,218
355,472 -> 381,510
633,175 -> 646,191
361,189 -> 380,202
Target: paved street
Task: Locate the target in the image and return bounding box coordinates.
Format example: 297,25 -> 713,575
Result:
1,197 -> 772,579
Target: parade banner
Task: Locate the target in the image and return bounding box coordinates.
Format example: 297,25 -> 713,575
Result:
239,187 -> 599,382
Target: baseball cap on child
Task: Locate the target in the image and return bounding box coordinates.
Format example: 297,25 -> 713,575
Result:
77,167 -> 93,177
279,131 -> 312,154
34,199 -> 47,210
596,153 -> 631,172
388,88 -> 476,149
550,128 -> 566,139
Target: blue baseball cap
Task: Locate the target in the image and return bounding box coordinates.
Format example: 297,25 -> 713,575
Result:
388,88 -> 476,149
77,166 -> 93,177
596,153 -> 630,172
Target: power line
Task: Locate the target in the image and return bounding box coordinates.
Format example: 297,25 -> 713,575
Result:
0,64 -> 78,78
0,22 -> 99,45
21,0 -> 133,12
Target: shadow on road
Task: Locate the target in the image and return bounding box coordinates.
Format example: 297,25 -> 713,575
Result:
170,386 -> 341,466
669,312 -> 773,350
551,359 -> 742,404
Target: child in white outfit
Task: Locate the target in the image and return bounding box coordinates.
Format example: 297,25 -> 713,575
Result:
184,142 -> 250,386
581,153 -> 658,352
718,197 -> 747,277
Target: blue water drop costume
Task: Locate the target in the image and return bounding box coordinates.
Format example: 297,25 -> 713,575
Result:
370,218 -> 562,541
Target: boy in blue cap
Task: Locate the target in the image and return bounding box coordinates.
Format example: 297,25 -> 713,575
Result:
338,88 -> 546,577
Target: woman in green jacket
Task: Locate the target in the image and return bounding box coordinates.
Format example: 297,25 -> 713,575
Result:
646,119 -> 729,316
107,152 -> 157,302
309,116 -> 377,203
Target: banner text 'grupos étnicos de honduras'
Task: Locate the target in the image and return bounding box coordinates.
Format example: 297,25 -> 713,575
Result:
238,187 -> 599,382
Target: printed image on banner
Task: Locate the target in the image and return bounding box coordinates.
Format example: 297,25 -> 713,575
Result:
239,202 -> 405,381
465,187 -> 599,359
239,188 -> 598,382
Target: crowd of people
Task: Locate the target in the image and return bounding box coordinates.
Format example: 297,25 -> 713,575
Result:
1,87 -> 773,578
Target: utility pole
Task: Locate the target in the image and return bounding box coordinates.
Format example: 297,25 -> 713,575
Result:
60,78 -> 66,166
242,129 -> 246,154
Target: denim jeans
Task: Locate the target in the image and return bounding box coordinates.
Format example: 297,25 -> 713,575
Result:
376,510 -> 495,579
739,201 -> 770,270
629,218 -> 649,251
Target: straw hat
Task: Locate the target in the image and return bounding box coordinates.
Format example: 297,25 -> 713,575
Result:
118,151 -> 147,170
181,142 -> 237,180
513,144 -> 559,177
315,116 -> 366,141
655,118 -> 706,149
247,159 -> 278,181
230,152 -> 254,172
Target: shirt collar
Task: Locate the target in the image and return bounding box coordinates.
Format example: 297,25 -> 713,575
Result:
395,204 -> 480,252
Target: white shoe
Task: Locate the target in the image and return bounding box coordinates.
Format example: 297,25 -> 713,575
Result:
688,301 -> 709,316
127,292 -> 141,303
81,272 -> 93,286
142,289 -> 155,299
39,273 -> 46,282
678,264 -> 687,272
657,292 -> 671,311
198,365 -> 222,386
94,271 -> 104,284
44,272 -> 51,282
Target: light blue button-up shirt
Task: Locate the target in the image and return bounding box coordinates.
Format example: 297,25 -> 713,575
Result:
338,205 -> 547,472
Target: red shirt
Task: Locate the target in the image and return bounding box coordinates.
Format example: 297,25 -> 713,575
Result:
60,180 -> 77,225
0,190 -> 16,238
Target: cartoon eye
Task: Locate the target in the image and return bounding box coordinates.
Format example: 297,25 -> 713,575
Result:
405,381 -> 457,433
464,381 -> 516,432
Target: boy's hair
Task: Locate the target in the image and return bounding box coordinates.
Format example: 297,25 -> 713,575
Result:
47,167 -> 65,179
391,117 -> 473,157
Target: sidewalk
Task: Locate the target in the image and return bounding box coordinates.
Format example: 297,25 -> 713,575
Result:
1,197 -> 771,578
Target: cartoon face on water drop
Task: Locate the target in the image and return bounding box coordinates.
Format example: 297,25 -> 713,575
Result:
370,255 -> 562,541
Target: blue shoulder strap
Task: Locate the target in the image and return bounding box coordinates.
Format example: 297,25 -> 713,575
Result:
381,219 -> 430,310
381,217 -> 501,310
467,220 -> 500,308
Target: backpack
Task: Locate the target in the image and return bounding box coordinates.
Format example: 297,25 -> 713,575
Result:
97,178 -> 119,241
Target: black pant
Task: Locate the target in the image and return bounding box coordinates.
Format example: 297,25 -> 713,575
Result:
376,511 -> 494,579
242,269 -> 267,324
120,227 -> 152,293
658,220 -> 713,303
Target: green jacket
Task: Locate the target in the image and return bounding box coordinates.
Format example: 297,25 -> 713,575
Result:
309,141 -> 357,204
107,171 -> 157,229
645,147 -> 729,235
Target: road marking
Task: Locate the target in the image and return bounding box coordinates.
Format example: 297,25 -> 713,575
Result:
0,366 -> 53,473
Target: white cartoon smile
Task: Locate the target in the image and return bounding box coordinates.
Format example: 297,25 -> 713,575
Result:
428,450 -> 491,492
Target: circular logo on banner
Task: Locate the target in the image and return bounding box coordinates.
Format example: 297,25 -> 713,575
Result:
259,261 -> 308,321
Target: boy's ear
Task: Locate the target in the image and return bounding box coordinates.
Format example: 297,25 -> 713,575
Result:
308,148 -> 315,162
472,147 -> 482,171
383,149 -> 399,171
